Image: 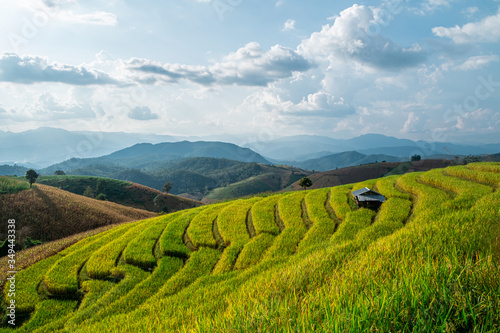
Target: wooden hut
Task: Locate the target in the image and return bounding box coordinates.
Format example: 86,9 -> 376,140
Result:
352,187 -> 385,209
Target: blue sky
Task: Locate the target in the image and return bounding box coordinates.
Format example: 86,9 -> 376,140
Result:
0,0 -> 499,144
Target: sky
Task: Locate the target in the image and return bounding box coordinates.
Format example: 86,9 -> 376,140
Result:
0,0 -> 499,145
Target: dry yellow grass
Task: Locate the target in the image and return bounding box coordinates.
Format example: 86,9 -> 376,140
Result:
0,184 -> 155,250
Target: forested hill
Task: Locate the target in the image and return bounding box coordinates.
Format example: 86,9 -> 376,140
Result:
41,141 -> 270,174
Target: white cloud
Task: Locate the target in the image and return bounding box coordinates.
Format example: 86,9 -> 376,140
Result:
23,93 -> 97,120
55,10 -> 117,26
0,53 -> 118,85
422,0 -> 453,12
129,42 -> 312,87
462,7 -> 479,18
282,19 -> 295,31
298,4 -> 426,70
401,111 -> 421,133
16,0 -> 117,26
128,106 -> 159,121
433,8 -> 500,44
452,55 -> 499,71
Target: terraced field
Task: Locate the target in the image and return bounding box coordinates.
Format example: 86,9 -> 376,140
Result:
2,162 -> 500,332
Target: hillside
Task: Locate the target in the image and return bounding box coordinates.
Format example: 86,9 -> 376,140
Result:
36,175 -> 200,213
289,159 -> 455,191
204,164 -> 310,202
38,157 -> 309,200
292,150 -> 406,171
0,179 -> 156,248
41,141 -> 270,175
2,162 -> 499,331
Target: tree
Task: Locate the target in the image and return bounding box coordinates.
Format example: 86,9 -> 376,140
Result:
298,177 -> 313,190
162,182 -> 173,193
83,186 -> 94,198
54,170 -> 66,175
411,154 -> 421,162
25,169 -> 39,188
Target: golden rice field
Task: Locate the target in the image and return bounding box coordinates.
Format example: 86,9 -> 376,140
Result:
1,162 -> 500,332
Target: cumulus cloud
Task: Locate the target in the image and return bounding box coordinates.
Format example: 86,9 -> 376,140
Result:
0,53 -> 118,85
452,55 -> 499,71
240,90 -> 354,119
298,4 -> 426,70
25,93 -> 97,120
282,19 -> 296,31
281,92 -> 354,117
129,42 -> 312,86
433,8 -> 500,44
128,106 -> 159,121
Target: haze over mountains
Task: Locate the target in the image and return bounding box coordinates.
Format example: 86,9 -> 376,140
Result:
2,128 -> 500,170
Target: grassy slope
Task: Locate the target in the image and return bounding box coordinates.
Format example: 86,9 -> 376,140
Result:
0,183 -> 156,248
288,159 -> 455,191
204,165 -> 309,201
2,162 -> 500,332
36,175 -> 200,213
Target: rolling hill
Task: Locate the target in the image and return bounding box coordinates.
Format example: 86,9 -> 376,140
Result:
41,141 -> 270,175
36,175 -> 200,213
38,157 -> 310,200
290,150 -> 406,172
2,162 -> 499,331
0,177 -> 156,249
289,159 -> 455,191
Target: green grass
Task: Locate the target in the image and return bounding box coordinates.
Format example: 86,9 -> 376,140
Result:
159,209 -> 202,258
251,195 -> 281,236
331,208 -> 376,244
329,185 -> 354,221
122,214 -> 180,269
234,233 -> 275,270
86,220 -> 150,279
43,223 -> 136,295
147,247 -> 221,301
0,176 -> 30,194
187,203 -> 230,248
261,191 -> 308,259
15,299 -> 77,333
298,188 -> 336,251
87,256 -> 183,322
445,165 -> 500,186
4,162 -> 500,332
3,254 -> 62,314
212,198 -> 261,273
64,264 -> 149,328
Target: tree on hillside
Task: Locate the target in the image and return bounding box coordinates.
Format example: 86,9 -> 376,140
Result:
54,170 -> 66,175
299,177 -> 313,190
25,169 -> 39,188
411,154 -> 421,161
162,182 -> 173,193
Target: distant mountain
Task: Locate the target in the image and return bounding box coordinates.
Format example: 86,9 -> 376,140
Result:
41,141 -> 270,174
104,141 -> 270,167
245,134 -> 500,161
293,151 -> 406,172
0,127 -> 176,168
0,164 -> 30,176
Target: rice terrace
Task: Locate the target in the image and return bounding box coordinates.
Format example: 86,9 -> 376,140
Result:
1,162 -> 500,332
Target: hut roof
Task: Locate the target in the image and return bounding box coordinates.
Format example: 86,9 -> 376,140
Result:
352,187 -> 386,203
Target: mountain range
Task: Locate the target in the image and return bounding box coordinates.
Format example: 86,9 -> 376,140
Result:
2,128 -> 500,168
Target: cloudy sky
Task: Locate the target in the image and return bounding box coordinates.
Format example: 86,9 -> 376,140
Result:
0,0 -> 499,144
